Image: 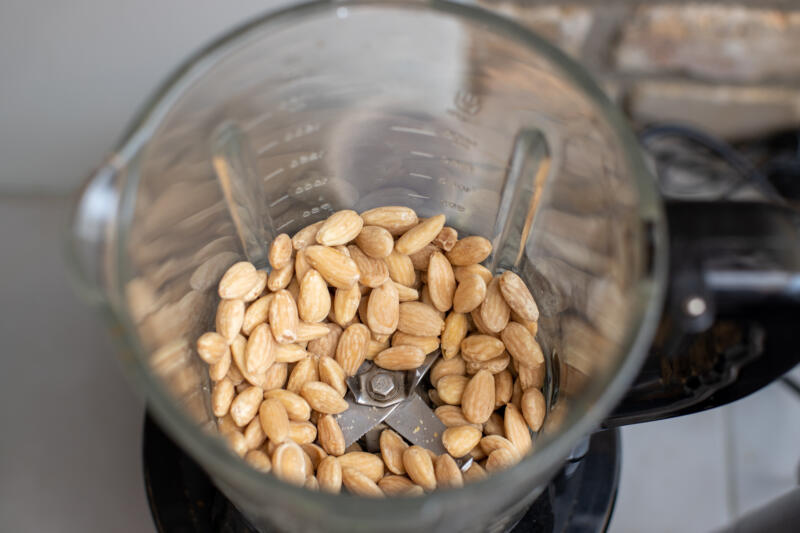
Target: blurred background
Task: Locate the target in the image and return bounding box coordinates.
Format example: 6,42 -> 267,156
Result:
1,1 -> 799,532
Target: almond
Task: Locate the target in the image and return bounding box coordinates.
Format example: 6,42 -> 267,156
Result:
263,361 -> 288,391
216,299 -> 244,342
463,462 -> 487,483
197,332 -> 229,364
503,403 -> 532,456
209,350 -> 232,381
480,277 -> 510,333
263,389 -> 311,421
294,248 -> 312,283
436,374 -> 469,405
442,425 -> 482,457
452,274 -> 487,314
484,412 -> 505,436
498,271 -> 539,321
342,468 -> 384,497
338,452 -> 385,482
317,355 -> 347,397
274,343 -> 308,363
317,413 -> 346,456
460,335 -> 505,362
366,281 -> 400,335
391,332 -> 439,354
395,214 -> 446,255
316,456 -> 342,493
494,369 -> 513,408
269,290 -> 299,344
501,322 -> 544,369
466,352 -> 510,375
347,245 -> 389,288
402,446 -> 436,492
434,405 -> 481,429
300,381 -> 349,414
218,261 -> 260,299
427,251 -> 456,312
332,284 -> 360,326
461,370 -> 495,424
446,236 -> 492,266
302,442 -> 328,469
244,449 -> 272,473
470,308 -> 499,337
259,398 -> 289,443
516,358 -> 546,390
336,323 -> 370,376
288,420 -> 317,445
357,294 -> 370,325
269,233 -> 293,270
432,454 -> 462,490
366,337 -> 390,360
355,226 -> 394,258
360,206 -> 418,236
521,388 -> 546,432
379,429 -> 409,475
272,441 -> 307,486
486,448 -> 519,473
229,386 -> 263,427
510,310 -> 538,337
297,269 -> 331,323
384,251 -> 416,287
454,264 -> 493,285
397,302 -> 445,337
430,356 -> 466,387
304,245 -> 360,289
441,312 -> 468,360
224,431 -> 248,457
230,334 -> 269,388
218,413 -> 238,435
267,261 -> 294,291
245,323 -> 275,374
374,345 -> 425,370
242,270 -> 268,302
393,282 -> 419,302
295,322 -> 330,342
307,323 -> 343,359
316,210 -> 364,246
211,378 -> 234,417
286,356 -> 318,394
242,294 -> 273,336
510,379 -> 523,409
408,244 -> 438,271
433,226 -> 458,251
378,475 -> 420,496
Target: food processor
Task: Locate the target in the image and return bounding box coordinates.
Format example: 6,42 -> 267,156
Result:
68,1 -> 800,531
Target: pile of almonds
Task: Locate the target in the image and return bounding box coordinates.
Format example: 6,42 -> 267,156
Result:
196,207 -> 546,497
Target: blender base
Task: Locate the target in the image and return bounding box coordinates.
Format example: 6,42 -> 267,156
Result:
143,414 -> 619,533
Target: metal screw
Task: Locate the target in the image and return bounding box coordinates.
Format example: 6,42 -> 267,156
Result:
368,373 -> 396,401
685,296 -> 707,317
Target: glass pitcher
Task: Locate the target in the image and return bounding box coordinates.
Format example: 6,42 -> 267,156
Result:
70,1 -> 669,531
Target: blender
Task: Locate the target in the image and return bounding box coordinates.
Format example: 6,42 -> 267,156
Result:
68,1 -> 800,531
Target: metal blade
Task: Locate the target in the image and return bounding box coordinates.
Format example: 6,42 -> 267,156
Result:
384,392 -> 448,455
337,400 -> 398,448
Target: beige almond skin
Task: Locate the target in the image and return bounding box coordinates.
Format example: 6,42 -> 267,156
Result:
521,388 -> 546,432
224,431 -> 248,457
245,323 -> 275,374
286,356 -> 318,394
302,441 -> 328,469
263,362 -> 288,391
516,358 -> 546,390
378,475 -> 420,496
466,352 -> 510,375
297,269 -> 331,323
485,448 -> 519,473
366,338 -> 390,360
230,386 -> 263,427
333,284 -> 361,327
269,233 -> 293,270
304,245 -> 360,289
244,449 -> 272,473
463,461 -> 488,484
433,227 -> 458,252
434,405 -> 480,429
434,454 -> 463,489
218,261 -> 260,299
294,248 -> 312,284
274,343 -> 308,364
272,441 -> 308,486
295,322 -> 330,342
347,245 -> 389,288
211,378 -> 235,417
461,370 -> 495,424
470,308 -> 499,338
395,214 -> 446,256
360,206 -> 418,236
453,274 -> 487,314
216,299 -> 245,343
316,210 -> 364,246
498,270 -> 539,321
483,412 -> 505,437
501,322 -> 545,369
317,456 -> 343,493
402,446 -> 436,492
259,398 -> 289,443
504,403 -> 532,456
355,225 -> 394,258
318,355 -> 347,397
460,335 -> 506,362
494,369 -> 514,408
288,420 -> 317,445
437,375 -> 469,405
300,381 -> 349,414
441,312 -> 468,360
393,282 -> 419,302
427,251 -> 456,312
292,220 -> 323,250
209,350 -> 232,382
317,413 -> 346,456
408,243 -> 438,272
374,345 -> 426,370
446,236 -> 493,266
197,332 -> 229,365
263,389 -> 311,421
384,250 -> 416,287
267,261 -> 294,291
242,270 -> 268,303
242,294 -> 273,336
391,332 -> 439,354
342,468 -> 384,498
480,277 -> 511,333
379,429 -> 409,475
397,302 -> 445,337
454,264 -> 493,285
366,281 -> 400,335
442,425 -> 482,457
307,323 -> 343,359
336,323 -> 370,376
480,435 -> 519,459
269,290 -> 299,344
430,356 -> 466,387
338,452 -> 385,482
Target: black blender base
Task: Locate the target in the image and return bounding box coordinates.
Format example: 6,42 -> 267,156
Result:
143,415 -> 619,533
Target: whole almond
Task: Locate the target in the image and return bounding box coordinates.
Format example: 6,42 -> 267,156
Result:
384,251 -> 416,287
355,226 -> 394,258
453,274 -> 487,314
294,248 -> 312,283
480,277 -> 510,333
402,446 -> 436,492
485,448 -> 519,473
521,388 -> 546,432
317,456 -> 342,493
419,286 -> 444,318
484,412 -> 505,436
435,405 -> 481,429
288,421 -> 317,445
347,245 -> 389,288
211,378 -> 234,417
267,261 -> 294,291
245,323 -> 275,374
244,449 -> 272,473
274,343 -> 308,364
224,431 -> 248,457
464,462 -> 487,483
462,370 -> 495,424
318,355 -> 347,397
297,269 -> 331,323
504,403 -> 532,455
397,302 -> 445,337
317,413 -> 346,456
516,358 -> 546,390
442,425 -> 482,457
230,386 -> 263,427
307,323 -> 343,359
301,443 -> 328,470
259,398 -> 289,443
269,233 -> 293,270
263,361 -> 288,391
338,451 -> 385,482
430,356 -> 466,387
434,454 -> 463,489
264,389 -> 311,421
391,332 -> 439,354
366,281 -> 400,335
408,244 -> 438,271
374,345 -> 425,370
436,374 -> 469,405
218,414 -> 238,435
460,335 -> 505,362
379,429 -> 409,475
342,468 -> 384,498
209,350 -> 232,382
197,332 -> 229,364
510,310 -> 538,337
427,251 -> 456,312
466,352 -> 510,375
292,220 -> 323,250
395,214 -> 446,255
304,245 -> 360,289
242,294 -> 273,336
446,236 -> 492,266
357,294 -> 370,324
316,210 -> 364,246
470,308 -> 499,337
336,323 -> 370,376
219,261 -> 260,299
454,264 -> 493,285
501,322 -> 544,368
433,227 -> 458,251
393,281 -> 419,302
366,337 -> 390,360
286,356 -> 318,394
300,381 -> 349,414
510,379 -> 523,410
230,335 -> 269,389
333,284 -> 361,326
494,369 -> 513,408
499,271 -> 539,321
242,270 -> 268,303
360,206 -> 418,236
216,299 -> 245,342
272,441 -> 307,486
269,290 -> 299,344
296,322 -> 330,342
441,312 -> 468,360
378,475 -> 420,496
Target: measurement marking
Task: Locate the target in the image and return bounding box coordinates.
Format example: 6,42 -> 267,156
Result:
407,193 -> 430,199
269,194 -> 289,207
276,218 -> 295,230
410,151 -> 435,158
409,172 -> 432,180
263,168 -> 284,180
257,140 -> 278,155
244,111 -> 273,130
390,126 -> 437,137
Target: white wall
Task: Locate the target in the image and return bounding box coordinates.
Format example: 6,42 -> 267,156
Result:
0,0 -> 286,193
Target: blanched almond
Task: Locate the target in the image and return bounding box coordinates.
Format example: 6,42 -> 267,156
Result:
269,290 -> 299,344
292,220 -> 323,250
391,332 -> 439,354
307,323 -> 343,359
274,343 -> 307,363
499,271 -> 539,321
466,352 -> 510,375
245,323 -> 275,374
263,389 -> 311,421
336,323 -> 370,376
453,274 -> 487,314
300,381 -> 349,414
521,388 -> 546,432
378,475 -> 419,496
242,270 -> 268,302
480,277 -> 510,333
294,248 -> 312,283
454,264 -> 493,285
446,236 -> 492,266
366,337 -> 390,360
360,206 -> 418,236
347,245 -> 389,288
209,350 -> 231,381
461,370 -> 495,424
460,335 -> 505,362
510,310 -> 538,337
463,462 -> 487,483
216,299 -> 244,342
516,358 -> 546,390
316,210 -> 364,246
211,378 -> 234,417
470,308 -> 499,337
366,281 -> 399,335
437,375 -> 469,405
435,405 -> 481,429
433,227 -> 458,251
297,269 -> 331,323
296,322 -> 330,342
317,456 -> 342,493
300,443 -> 327,470
427,251 -> 456,312
333,284 -> 360,326
269,233 -> 293,270
504,403 -> 532,456
288,420 -> 317,445
384,251 -> 416,287
224,431 -> 248,457
338,451 -> 385,482
374,345 -> 425,370
430,356 -> 466,387
267,261 -> 294,291
272,441 -> 307,486
242,294 -> 273,336
434,454 -> 463,489
244,449 -> 272,473
494,369 -> 513,408
304,245 -> 360,289
318,355 -> 347,397
402,446 -> 436,492
259,398 -> 289,443
263,361 -> 288,391
197,332 -> 228,364
219,261 -> 260,299
501,322 -> 544,369
484,412 -> 505,436
397,302 -> 445,337
408,244 -> 438,271
441,312 -> 468,360
230,386 -> 263,427
393,281 -> 419,302
355,226 -> 394,258
395,214 -> 446,255
317,413 -> 346,456
379,429 -> 409,475
342,468 -> 384,497
286,356 -> 318,394
485,448 -> 519,473
442,425 -> 482,458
